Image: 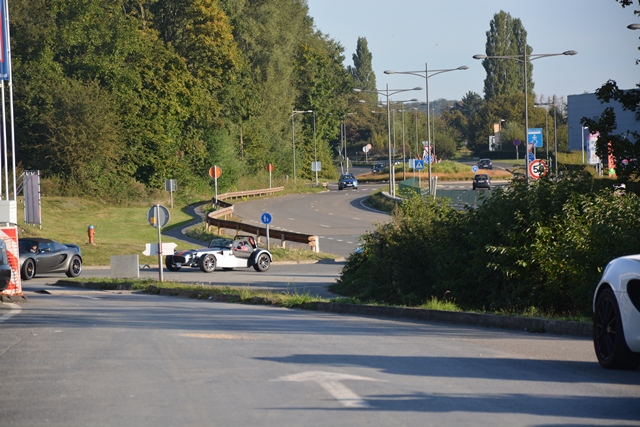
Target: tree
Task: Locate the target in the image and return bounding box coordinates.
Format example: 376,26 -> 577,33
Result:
480,11 -> 533,102
581,0 -> 640,181
348,37 -> 376,91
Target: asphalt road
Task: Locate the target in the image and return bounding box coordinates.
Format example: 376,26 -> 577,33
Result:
1,287 -> 638,426
232,183 -> 390,258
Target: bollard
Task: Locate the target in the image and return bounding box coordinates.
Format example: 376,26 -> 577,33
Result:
88,225 -> 95,245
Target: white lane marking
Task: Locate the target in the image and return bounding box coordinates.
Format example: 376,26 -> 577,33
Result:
320,225 -> 330,228
287,218 -> 296,221
274,371 -> 383,408
352,217 -> 361,220
0,303 -> 22,323
74,295 -> 101,300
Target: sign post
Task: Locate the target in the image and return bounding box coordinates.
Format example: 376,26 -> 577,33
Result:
209,166 -> 222,203
261,212 -> 273,250
267,164 -> 274,188
147,204 -> 170,282
165,179 -> 177,208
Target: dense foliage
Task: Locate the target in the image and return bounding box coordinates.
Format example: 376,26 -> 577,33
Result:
10,0 -> 354,201
334,175 -> 640,316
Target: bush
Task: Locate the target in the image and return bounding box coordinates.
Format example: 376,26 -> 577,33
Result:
334,172 -> 640,317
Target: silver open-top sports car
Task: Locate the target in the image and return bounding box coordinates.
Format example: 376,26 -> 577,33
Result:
165,235 -> 272,273
18,238 -> 83,280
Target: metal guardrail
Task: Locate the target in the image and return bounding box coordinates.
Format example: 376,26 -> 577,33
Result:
205,186 -> 320,252
204,217 -> 319,252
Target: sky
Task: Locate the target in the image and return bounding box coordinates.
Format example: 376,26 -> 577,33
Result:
306,0 -> 639,104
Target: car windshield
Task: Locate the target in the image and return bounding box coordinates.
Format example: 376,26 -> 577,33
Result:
209,238 -> 233,249
341,174 -> 355,180
475,174 -> 488,180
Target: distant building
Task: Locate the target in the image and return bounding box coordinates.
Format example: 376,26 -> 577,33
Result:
567,92 -> 640,163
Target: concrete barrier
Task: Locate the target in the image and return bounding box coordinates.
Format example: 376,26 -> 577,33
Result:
110,255 -> 140,278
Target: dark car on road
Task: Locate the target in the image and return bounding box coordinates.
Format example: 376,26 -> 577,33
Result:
18,238 -> 83,280
338,173 -> 358,190
477,158 -> 493,170
472,174 -> 491,190
371,163 -> 387,173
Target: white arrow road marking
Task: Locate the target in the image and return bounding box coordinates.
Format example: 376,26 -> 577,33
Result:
274,371 -> 383,408
0,303 -> 22,323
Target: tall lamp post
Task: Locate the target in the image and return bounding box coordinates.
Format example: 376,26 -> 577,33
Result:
535,101 -> 558,181
312,111 -> 318,186
354,85 -> 422,197
385,65 -> 468,196
291,109 -> 313,184
473,50 -> 576,180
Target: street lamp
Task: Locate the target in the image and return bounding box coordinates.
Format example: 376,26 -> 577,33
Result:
473,50 -> 576,180
380,99 -> 419,180
535,102 -> 558,181
354,85 -> 422,197
291,109 -> 313,184
385,65 -> 468,196
628,23 -> 640,30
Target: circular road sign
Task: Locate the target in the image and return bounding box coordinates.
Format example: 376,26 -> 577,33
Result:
514,139 -> 521,146
472,165 -> 479,173
209,165 -> 221,179
261,212 -> 273,225
528,159 -> 548,179
267,163 -> 274,172
147,204 -> 170,228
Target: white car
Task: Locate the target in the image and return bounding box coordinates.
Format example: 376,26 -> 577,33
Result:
593,255 -> 640,369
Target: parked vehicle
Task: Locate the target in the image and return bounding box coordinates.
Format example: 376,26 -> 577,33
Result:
472,174 -> 491,190
477,158 -> 493,170
165,235 -> 272,273
338,173 -> 358,190
18,238 -> 82,280
0,240 -> 12,291
593,254 -> 640,369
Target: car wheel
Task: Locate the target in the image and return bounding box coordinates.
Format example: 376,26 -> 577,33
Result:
65,256 -> 82,278
21,258 -> 35,280
199,254 -> 216,273
338,186 -> 343,190
472,185 -> 476,190
593,287 -> 640,369
253,253 -> 270,272
165,256 -> 181,271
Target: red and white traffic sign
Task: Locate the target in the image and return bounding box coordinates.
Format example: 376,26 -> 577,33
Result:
528,159 -> 548,179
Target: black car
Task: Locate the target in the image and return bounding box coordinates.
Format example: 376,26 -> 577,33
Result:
0,240 -> 12,291
477,158 -> 493,170
472,174 -> 491,190
18,238 -> 82,280
371,163 -> 387,173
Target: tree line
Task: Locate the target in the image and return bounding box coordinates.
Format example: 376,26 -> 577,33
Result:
9,2 -> 633,203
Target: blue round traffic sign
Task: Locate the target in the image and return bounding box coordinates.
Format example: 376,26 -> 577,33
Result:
472,165 -> 479,173
261,212 -> 272,225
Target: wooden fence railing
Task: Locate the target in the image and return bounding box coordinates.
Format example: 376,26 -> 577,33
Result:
205,186 -> 320,252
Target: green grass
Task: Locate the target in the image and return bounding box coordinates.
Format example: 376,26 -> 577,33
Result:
17,195 -> 339,266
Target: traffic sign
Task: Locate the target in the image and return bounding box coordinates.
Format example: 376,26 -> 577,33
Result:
411,159 -> 425,170
147,204 -> 170,228
472,165 -> 479,173
527,128 -> 543,148
261,212 -> 273,225
528,159 -> 548,179
514,139 -> 521,146
209,165 -> 221,179
528,152 -> 535,162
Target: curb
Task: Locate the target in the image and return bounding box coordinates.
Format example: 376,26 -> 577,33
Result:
50,280 -> 592,338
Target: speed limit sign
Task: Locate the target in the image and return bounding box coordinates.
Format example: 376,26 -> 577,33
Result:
528,159 -> 548,179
